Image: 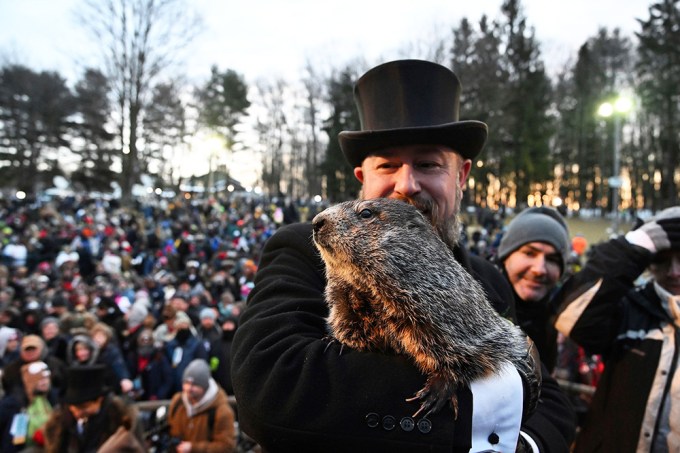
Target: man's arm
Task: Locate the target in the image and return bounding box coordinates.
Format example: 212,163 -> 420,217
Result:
470,256 -> 577,452
553,236 -> 650,354
232,223 -> 575,452
231,223 -> 476,452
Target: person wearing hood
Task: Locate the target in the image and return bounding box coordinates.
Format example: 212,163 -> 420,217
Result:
167,358 -> 236,453
495,206 -> 571,373
0,326 -> 20,367
554,206 -> 680,451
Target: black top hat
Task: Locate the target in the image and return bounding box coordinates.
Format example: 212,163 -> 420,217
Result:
63,365 -> 109,405
339,59 -> 487,167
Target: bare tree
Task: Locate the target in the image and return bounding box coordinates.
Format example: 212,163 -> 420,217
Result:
78,0 -> 201,204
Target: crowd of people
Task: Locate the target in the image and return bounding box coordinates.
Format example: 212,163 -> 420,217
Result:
1,57 -> 679,453
0,192 -> 303,451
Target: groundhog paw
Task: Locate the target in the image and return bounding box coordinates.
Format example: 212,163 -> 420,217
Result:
322,336 -> 345,356
407,376 -> 457,419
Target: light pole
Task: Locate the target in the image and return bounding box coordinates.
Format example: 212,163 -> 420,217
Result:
598,96 -> 632,234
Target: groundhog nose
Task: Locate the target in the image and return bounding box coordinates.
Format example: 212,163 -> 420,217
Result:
312,217 -> 326,233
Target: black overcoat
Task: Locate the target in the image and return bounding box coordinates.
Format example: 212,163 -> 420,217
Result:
231,223 -> 575,452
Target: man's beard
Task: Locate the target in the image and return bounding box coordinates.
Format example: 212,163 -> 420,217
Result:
358,191 -> 463,250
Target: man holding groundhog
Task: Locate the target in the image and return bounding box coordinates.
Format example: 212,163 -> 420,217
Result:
231,59 -> 576,452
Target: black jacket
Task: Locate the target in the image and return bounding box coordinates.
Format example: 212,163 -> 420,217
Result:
554,236 -> 678,452
231,223 -> 576,452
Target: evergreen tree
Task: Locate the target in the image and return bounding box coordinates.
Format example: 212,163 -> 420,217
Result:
636,0 -> 680,207
71,68 -> 117,192
0,65 -> 75,192
321,66 -> 362,202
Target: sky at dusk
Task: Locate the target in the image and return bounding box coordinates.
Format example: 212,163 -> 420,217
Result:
0,0 -> 656,187
1,0 -> 654,85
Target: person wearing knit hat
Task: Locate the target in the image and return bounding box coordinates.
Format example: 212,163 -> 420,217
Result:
126,302 -> 149,331
554,206 -> 680,452
495,206 -> 571,372
166,358 -> 236,452
197,307 -> 222,346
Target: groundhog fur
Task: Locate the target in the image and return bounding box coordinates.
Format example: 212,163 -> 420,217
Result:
312,198 -> 540,418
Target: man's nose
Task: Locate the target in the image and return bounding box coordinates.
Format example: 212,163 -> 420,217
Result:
394,166 -> 420,196
530,256 -> 548,275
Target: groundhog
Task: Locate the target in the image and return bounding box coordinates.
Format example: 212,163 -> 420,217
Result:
312,198 -> 540,419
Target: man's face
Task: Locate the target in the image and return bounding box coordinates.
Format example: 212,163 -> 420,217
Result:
21,346 -> 41,363
74,343 -> 92,363
649,250 -> 680,295
68,397 -> 104,420
34,375 -> 51,394
42,322 -> 59,341
182,381 -> 206,404
503,242 -> 562,302
354,145 -> 471,248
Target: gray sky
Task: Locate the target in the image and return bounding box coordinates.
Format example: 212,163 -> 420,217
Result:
0,0 -> 655,187
1,0 -> 653,85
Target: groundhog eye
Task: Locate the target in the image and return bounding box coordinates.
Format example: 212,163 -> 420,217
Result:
359,208 -> 373,219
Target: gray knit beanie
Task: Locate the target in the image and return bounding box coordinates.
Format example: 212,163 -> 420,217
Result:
498,207 -> 571,274
127,303 -> 148,330
183,358 -> 211,390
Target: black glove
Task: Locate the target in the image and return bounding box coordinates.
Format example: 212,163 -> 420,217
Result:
637,217 -> 680,252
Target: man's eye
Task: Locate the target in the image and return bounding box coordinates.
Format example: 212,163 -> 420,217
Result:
359,209 -> 373,219
416,161 -> 441,169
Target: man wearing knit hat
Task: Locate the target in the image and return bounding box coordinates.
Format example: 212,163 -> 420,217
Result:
554,206 -> 680,451
167,358 -> 236,453
496,206 -> 571,372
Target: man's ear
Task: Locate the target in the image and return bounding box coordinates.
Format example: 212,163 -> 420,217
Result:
459,159 -> 472,189
354,167 -> 364,183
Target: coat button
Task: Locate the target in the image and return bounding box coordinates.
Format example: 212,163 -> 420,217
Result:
365,413 -> 379,428
417,418 -> 432,434
399,417 -> 415,432
382,415 -> 396,431
488,432 -> 500,444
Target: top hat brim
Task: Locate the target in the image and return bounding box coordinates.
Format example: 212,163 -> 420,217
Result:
339,120 -> 487,168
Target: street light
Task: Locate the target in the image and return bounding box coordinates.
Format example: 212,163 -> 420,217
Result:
598,95 -> 633,234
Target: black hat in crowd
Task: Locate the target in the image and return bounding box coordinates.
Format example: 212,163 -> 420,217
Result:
498,207 -> 571,275
338,59 -> 488,168
63,365 -> 109,405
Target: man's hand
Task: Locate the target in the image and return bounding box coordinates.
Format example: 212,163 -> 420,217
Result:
176,440 -> 192,453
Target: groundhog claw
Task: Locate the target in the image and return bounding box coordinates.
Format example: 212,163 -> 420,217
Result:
407,376 -> 458,419
322,336 -> 345,356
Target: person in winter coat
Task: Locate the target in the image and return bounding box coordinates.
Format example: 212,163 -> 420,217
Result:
231,59 -> 576,452
2,335 -> 67,398
165,311 -> 208,393
126,328 -> 173,401
495,206 -> 572,372
0,361 -> 56,452
43,365 -> 143,453
554,206 -> 680,451
167,358 -> 236,453
90,322 -> 133,394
